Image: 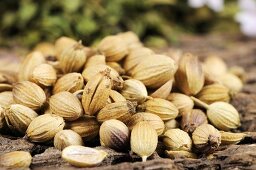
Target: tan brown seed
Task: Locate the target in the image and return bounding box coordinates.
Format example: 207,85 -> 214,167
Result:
18,51 -> 46,81
164,119 -> 179,132
108,90 -> 126,103
131,54 -> 177,88
150,79 -> 173,99
4,104 -> 38,134
165,150 -> 197,159
220,73 -> 243,95
97,101 -> 136,124
120,79 -> 148,104
167,93 -> 194,115
13,81 -> 46,110
82,70 -> 112,116
163,129 -> 192,151
31,63 -> 57,86
220,131 -> 246,145
130,121 -> 158,162
140,98 -> 178,121
127,112 -> 165,136
98,35 -> 128,62
54,130 -> 84,150
0,151 -> 32,168
53,73 -> 84,94
124,47 -> 154,74
82,64 -> 123,90
34,42 -> 56,57
192,124 -> 221,153
26,114 -> 65,142
100,119 -> 130,151
181,109 -> 208,134
106,62 -> 125,75
67,116 -> 100,141
203,55 -> 227,77
85,54 -> 106,67
175,53 -> 204,95
49,91 -> 83,121
59,41 -> 87,73
0,91 -> 13,108
191,97 -> 241,131
55,36 -> 77,59
196,84 -> 230,104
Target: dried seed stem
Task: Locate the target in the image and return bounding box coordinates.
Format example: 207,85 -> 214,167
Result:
190,96 -> 209,109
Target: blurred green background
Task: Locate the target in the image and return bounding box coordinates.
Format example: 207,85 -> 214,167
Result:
0,0 -> 239,47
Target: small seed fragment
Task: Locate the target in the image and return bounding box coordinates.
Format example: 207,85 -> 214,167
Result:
0,151 -> 32,168
62,145 -> 107,167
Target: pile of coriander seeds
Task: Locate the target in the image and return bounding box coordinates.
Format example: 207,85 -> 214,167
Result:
0,32 -> 246,168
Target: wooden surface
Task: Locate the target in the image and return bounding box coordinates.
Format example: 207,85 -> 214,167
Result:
0,34 -> 256,170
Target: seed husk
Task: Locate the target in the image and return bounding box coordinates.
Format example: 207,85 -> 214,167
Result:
82,70 -> 112,116
18,51 -> 46,81
150,79 -> 173,99
164,119 -> 179,132
117,31 -> 141,49
123,47 -> 154,74
108,90 -> 126,103
0,91 -> 14,108
167,93 -> 194,115
55,36 -> 77,60
175,53 -> 204,95
49,91 -> 83,121
98,35 -> 128,62
31,63 -> 57,86
165,150 -> 197,159
13,81 -> 46,110
34,42 -> 56,58
127,112 -> 165,136
191,97 -> 241,131
106,62 -> 126,75
59,41 -> 87,73
66,116 -> 100,141
82,64 -> 123,90
62,145 -> 107,167
99,119 -> 130,151
192,124 -> 221,153
163,129 -> 192,151
54,130 -> 84,150
4,104 -> 38,134
85,54 -> 106,68
26,114 -> 65,142
203,55 -> 227,77
130,121 -> 158,162
220,131 -> 246,145
131,54 -> 177,88
140,98 -> 178,121
53,73 -> 84,94
0,151 -> 32,168
220,73 -> 243,95
97,101 -> 136,124
181,109 -> 208,134
196,84 -> 230,104
120,79 -> 148,104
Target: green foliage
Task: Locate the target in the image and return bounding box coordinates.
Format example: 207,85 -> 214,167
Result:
0,0 -> 239,47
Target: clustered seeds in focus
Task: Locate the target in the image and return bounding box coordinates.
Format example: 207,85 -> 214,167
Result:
0,32 -> 246,168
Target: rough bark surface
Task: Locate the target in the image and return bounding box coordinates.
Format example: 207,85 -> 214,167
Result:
0,35 -> 256,169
